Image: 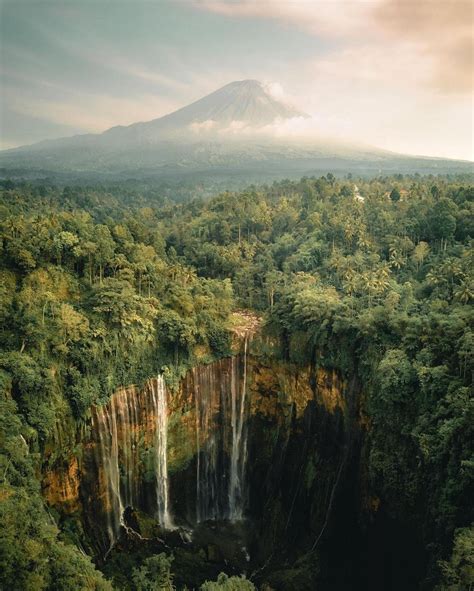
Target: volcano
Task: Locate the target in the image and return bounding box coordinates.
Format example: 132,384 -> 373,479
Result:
0,80 -> 470,181
103,79 -> 308,142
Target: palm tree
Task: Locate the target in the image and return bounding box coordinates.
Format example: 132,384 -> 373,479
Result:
389,248 -> 405,270
453,281 -> 473,304
412,241 -> 430,270
343,272 -> 359,297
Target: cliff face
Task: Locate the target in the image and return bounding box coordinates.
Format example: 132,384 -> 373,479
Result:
42,347 -> 361,583
42,454 -> 81,514
245,359 -> 357,576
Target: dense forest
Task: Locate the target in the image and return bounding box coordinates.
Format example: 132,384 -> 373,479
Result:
0,174 -> 472,590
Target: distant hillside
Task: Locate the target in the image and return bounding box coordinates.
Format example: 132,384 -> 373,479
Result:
0,80 -> 472,181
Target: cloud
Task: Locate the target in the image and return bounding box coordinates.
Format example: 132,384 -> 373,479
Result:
374,0 -> 473,94
83,54 -> 191,94
290,48 -> 474,159
189,119 -> 217,132
31,23 -> 192,95
197,0 -> 379,37
262,81 -> 285,100
5,86 -> 176,133
187,114 -> 335,142
197,0 -> 473,95
257,116 -> 319,139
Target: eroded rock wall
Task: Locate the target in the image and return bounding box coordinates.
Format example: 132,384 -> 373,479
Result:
42,351 -> 360,571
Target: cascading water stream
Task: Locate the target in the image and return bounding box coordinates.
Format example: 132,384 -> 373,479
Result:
152,377 -> 173,530
92,375 -> 173,551
194,341 -> 250,523
229,336 -> 248,521
93,402 -> 124,548
195,365 -> 221,522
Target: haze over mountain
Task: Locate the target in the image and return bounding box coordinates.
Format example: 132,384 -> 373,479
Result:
0,80 -> 471,182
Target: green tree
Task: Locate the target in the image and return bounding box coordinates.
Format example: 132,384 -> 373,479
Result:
200,573 -> 256,591
390,188 -> 401,202
131,554 -> 174,591
436,526 -> 474,591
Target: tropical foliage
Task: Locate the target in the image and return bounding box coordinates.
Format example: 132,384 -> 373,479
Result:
0,174 -> 472,589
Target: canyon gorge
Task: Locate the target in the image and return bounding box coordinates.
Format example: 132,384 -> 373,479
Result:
41,331 -> 377,589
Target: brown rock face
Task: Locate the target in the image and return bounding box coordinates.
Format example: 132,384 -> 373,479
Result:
43,455 -> 81,513
314,367 -> 346,413
249,362 -> 345,420
42,351 -> 354,560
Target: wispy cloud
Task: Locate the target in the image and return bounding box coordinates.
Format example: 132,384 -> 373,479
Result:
27,20 -> 193,95
5,85 -> 177,133
198,0 -> 473,95
375,0 -> 473,94
197,0 -> 378,38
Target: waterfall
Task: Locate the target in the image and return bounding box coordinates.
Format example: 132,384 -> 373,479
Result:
194,343 -> 250,523
92,375 -> 172,551
93,401 -> 124,548
229,337 -> 249,521
90,349 -> 251,550
195,364 -> 222,522
152,377 -> 173,529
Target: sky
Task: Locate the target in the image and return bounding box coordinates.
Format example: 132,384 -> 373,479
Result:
0,0 -> 472,160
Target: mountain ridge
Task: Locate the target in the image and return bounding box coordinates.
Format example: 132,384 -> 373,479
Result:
1,80 -> 471,180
